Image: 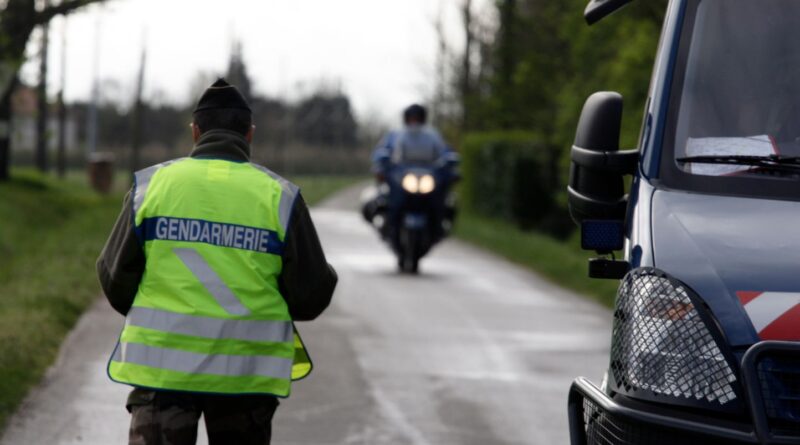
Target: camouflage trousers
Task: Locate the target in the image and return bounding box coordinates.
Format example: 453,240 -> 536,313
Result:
127,388 -> 280,445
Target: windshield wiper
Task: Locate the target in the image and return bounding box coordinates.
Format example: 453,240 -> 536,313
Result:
676,154 -> 800,170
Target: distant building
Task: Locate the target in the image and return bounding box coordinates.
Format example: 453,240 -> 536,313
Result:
10,85 -> 79,154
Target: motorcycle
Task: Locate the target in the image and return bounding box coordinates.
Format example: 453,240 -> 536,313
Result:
362,153 -> 458,273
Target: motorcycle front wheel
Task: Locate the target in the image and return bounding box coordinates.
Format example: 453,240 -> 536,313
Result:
399,255 -> 419,274
398,229 -> 421,274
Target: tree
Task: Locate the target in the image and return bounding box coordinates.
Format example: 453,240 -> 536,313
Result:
451,0 -> 669,140
129,45 -> 146,177
226,40 -> 253,102
0,0 -> 106,181
460,0 -> 474,129
292,93 -> 358,147
35,2 -> 49,172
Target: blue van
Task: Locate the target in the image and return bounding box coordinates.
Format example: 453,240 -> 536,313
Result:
567,1 -> 800,443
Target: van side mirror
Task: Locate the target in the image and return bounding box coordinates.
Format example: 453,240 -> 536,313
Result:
584,0 -> 634,25
568,92 -> 638,279
568,92 -> 638,226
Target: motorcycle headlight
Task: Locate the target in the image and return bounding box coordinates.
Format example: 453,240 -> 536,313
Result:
402,174 -> 419,193
609,269 -> 739,407
418,174 -> 436,194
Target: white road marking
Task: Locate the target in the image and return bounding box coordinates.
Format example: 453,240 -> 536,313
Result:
370,385 -> 434,445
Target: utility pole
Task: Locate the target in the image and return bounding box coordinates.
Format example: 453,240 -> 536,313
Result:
0,76 -> 17,181
36,0 -> 51,172
432,4 -> 448,126
461,0 -> 474,130
56,18 -> 68,178
86,15 -> 101,156
277,56 -> 288,174
130,41 -> 146,179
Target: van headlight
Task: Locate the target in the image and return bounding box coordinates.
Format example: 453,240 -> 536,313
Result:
609,268 -> 739,406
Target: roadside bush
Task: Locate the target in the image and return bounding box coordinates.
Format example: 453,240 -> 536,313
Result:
460,132 -> 571,237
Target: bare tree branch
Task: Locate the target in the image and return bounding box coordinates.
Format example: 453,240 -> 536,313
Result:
36,0 -> 105,25
0,0 -> 107,180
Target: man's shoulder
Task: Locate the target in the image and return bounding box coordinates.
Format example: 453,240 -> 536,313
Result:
397,126 -> 446,145
247,162 -> 299,194
379,130 -> 400,147
135,158 -> 190,176
132,159 -> 193,192
421,125 -> 445,139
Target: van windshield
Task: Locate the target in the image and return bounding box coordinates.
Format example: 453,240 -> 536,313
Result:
662,0 -> 800,198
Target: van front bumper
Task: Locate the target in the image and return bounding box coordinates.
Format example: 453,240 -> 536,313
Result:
569,341 -> 800,444
569,356 -> 800,445
569,377 -> 791,444
569,377 -> 761,444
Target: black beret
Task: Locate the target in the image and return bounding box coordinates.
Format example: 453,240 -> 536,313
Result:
193,78 -> 251,114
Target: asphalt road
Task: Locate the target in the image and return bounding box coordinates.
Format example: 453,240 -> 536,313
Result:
0,185 -> 611,445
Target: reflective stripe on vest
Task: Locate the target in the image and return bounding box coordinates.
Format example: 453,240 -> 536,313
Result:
112,342 -> 294,380
133,158 -> 186,216
125,307 -> 294,344
173,247 -> 251,316
250,164 -> 298,232
109,158 -> 310,396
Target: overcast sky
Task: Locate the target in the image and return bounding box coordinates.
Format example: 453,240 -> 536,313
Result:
19,0 -> 493,125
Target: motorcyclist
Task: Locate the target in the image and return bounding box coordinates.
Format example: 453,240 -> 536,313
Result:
371,104 -> 452,177
364,104 -> 458,243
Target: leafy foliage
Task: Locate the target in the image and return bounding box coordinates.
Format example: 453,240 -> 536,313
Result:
464,0 -> 667,150
460,131 -> 571,236
449,0 -> 667,236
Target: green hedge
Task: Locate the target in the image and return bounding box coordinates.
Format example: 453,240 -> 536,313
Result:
461,132 -> 570,236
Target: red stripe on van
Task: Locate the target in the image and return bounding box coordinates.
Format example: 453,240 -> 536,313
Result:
759,304 -> 800,341
736,291 -> 763,306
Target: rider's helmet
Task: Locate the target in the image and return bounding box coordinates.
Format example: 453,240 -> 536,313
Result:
403,104 -> 428,125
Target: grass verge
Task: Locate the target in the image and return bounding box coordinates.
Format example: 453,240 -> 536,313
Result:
291,175 -> 367,206
0,170 -> 124,430
454,210 -> 620,308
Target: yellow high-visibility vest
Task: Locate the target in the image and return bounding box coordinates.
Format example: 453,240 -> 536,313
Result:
108,157 -> 311,397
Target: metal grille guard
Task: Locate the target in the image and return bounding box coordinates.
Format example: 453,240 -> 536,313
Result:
568,377 -> 758,444
569,341 -> 800,445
